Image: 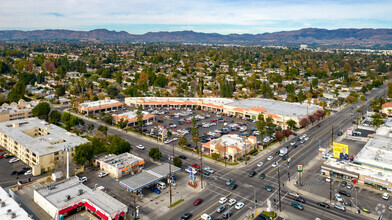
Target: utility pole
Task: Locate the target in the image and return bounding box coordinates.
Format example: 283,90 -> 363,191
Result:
329,177 -> 332,203
169,154 -> 172,207
287,151 -> 290,181
199,143 -> 203,189
278,167 -> 281,212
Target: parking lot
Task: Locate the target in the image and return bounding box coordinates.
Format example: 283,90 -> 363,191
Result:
0,148 -> 42,188
137,107 -> 265,148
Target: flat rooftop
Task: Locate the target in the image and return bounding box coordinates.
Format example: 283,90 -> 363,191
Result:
0,101 -> 38,114
227,98 -> 320,117
355,134 -> 392,170
79,99 -> 122,108
0,118 -> 89,156
120,163 -> 181,191
0,187 -> 31,220
126,97 -> 233,105
96,153 -> 144,168
35,176 -> 127,218
114,110 -> 151,120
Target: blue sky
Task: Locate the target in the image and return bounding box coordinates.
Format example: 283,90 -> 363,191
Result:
0,0 -> 391,34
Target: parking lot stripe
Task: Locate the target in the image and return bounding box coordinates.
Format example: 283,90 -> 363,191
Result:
191,192 -> 232,220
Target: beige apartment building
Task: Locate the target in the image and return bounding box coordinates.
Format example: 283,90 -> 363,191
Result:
0,118 -> 89,176
0,100 -> 38,122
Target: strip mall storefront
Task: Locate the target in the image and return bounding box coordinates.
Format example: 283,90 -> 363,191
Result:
58,199 -> 125,220
321,165 -> 359,182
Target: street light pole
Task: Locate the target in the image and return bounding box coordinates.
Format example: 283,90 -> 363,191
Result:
250,185 -> 257,216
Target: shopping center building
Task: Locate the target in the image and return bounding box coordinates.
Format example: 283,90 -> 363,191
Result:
95,153 -> 145,178
78,98 -> 123,115
321,127 -> 392,191
125,97 -> 320,126
112,110 -> 155,127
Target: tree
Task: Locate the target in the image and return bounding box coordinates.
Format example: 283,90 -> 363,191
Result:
55,86 -> 66,97
119,118 -> 128,129
32,102 -> 51,120
372,113 -> 384,128
308,114 -> 317,124
178,136 -> 188,147
149,147 -> 162,161
97,125 -> 108,136
107,135 -> 131,154
256,113 -> 266,141
8,81 -> 26,103
136,105 -> 143,132
211,153 -> 220,160
299,118 -> 310,127
88,124 -> 95,133
286,119 -> 297,130
275,131 -> 285,142
388,83 -> 392,98
49,110 -> 61,124
102,114 -> 113,125
173,156 -> 182,168
107,86 -> 119,99
191,116 -> 200,148
73,142 -> 94,166
282,129 -> 292,138
265,116 -> 275,136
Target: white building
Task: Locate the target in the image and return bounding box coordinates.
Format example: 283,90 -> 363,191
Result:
95,153 -> 145,178
0,187 -> 32,220
34,176 -> 127,220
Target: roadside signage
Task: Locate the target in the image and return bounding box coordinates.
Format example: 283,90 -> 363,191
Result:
297,165 -> 303,172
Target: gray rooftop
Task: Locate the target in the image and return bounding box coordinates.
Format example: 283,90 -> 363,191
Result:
120,163 -> 181,191
0,187 -> 30,220
0,101 -> 38,114
35,176 -> 127,218
0,118 -> 89,156
355,135 -> 392,170
227,98 -> 320,117
96,153 -> 144,168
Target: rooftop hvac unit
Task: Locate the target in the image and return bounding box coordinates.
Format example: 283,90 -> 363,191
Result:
11,213 -> 16,219
7,209 -> 11,215
1,202 -> 5,207
66,195 -> 71,201
78,189 -> 83,195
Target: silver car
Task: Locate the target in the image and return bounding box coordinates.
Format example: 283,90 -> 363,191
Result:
216,205 -> 226,213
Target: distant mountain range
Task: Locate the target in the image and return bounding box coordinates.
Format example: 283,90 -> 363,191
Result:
1,28 -> 392,47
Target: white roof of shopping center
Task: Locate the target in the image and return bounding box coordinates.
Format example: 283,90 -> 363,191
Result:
128,97 -> 233,105
35,176 -> 127,217
79,99 -> 122,108
0,118 -> 89,156
355,129 -> 392,170
227,98 -> 320,117
0,187 -> 31,220
114,110 -> 150,119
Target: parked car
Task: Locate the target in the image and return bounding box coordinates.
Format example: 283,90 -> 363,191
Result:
228,199 -> 236,206
346,183 -> 353,189
98,172 -> 108,178
24,170 -> 32,175
179,155 -> 187,160
228,182 -> 237,189
265,184 -> 272,192
259,173 -> 265,180
193,198 -> 202,206
382,193 -> 390,200
339,190 -> 351,197
216,205 -> 226,213
16,170 -> 25,175
325,177 -> 331,182
10,170 -> 17,175
291,201 -> 304,210
267,156 -> 273,160
222,210 -> 232,219
257,162 -> 264,167
219,197 -> 228,204
226,179 -> 235,186
340,181 -> 347,187
317,202 -> 330,208
9,158 -> 19,163
335,194 -> 343,202
79,177 -> 88,183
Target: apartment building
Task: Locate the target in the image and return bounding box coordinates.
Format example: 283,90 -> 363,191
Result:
0,100 -> 38,122
0,118 -> 89,175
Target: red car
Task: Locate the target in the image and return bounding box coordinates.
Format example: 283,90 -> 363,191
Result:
192,164 -> 200,169
210,120 -> 216,122
193,198 -> 202,206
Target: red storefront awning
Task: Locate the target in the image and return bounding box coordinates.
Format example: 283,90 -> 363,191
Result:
58,206 -> 73,215
96,210 -> 108,219
73,204 -> 78,209
115,214 -> 119,219
120,212 -> 124,216
85,202 -> 96,212
78,202 -> 84,206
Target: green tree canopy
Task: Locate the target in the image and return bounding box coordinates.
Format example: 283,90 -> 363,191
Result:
173,156 -> 182,168
286,119 -> 297,129
32,102 -> 51,120
107,85 -> 119,99
49,110 -> 61,124
178,136 -> 188,147
149,147 -> 162,161
73,142 -> 94,166
107,135 -> 131,154
8,81 -> 26,103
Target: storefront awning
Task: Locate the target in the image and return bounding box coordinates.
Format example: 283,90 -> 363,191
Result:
321,166 -> 359,178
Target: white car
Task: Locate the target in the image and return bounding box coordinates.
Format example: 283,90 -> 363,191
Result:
382,193 -> 390,200
272,162 -> 278,167
290,142 -> 296,146
228,198 -> 236,206
79,177 -> 88,183
304,137 -> 309,141
98,172 -> 108,178
136,145 -> 145,150
9,158 -> 19,163
185,167 -> 197,175
24,170 -> 32,175
257,162 -> 264,167
267,156 -> 273,161
219,197 -> 228,204
235,202 -> 245,210
335,194 -> 343,202
204,166 -> 215,174
325,177 -> 331,182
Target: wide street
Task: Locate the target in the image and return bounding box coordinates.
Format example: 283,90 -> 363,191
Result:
53,82 -> 388,220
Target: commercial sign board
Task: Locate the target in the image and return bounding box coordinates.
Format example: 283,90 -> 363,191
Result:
333,142 -> 349,159
297,165 -> 303,172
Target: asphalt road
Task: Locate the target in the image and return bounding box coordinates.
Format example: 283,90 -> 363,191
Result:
53,82 -> 389,220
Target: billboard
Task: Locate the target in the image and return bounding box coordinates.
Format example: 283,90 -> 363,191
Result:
333,142 -> 349,159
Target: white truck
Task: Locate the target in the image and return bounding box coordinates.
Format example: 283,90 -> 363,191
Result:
279,147 -> 288,157
200,213 -> 212,220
